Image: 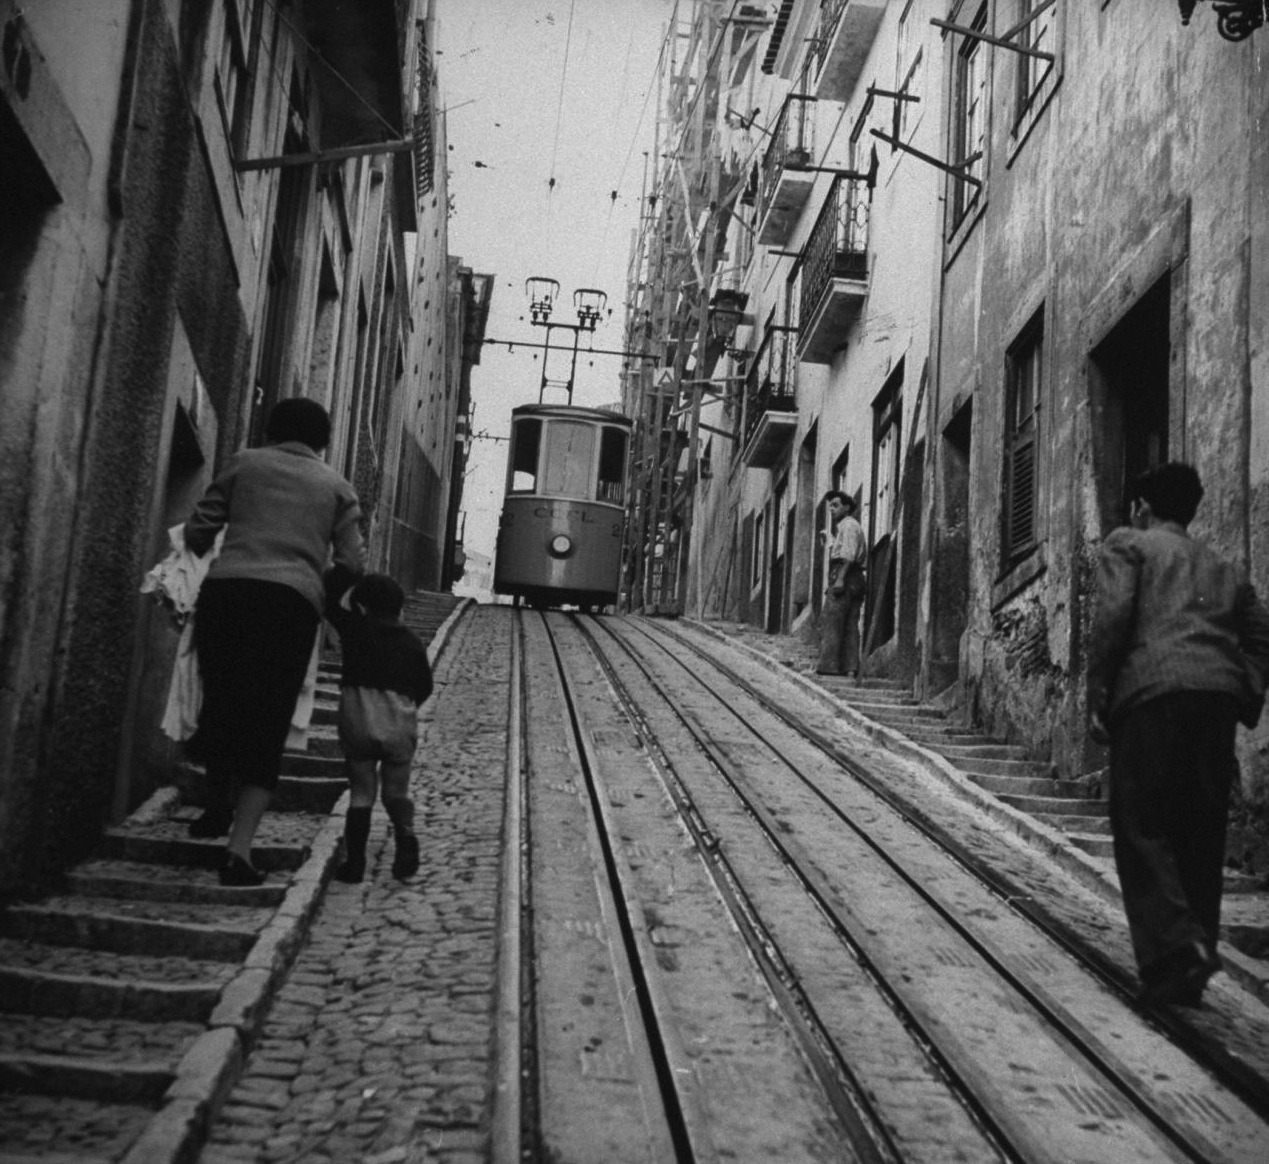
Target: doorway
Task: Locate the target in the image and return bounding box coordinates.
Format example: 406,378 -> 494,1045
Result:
1089,273 -> 1171,534
768,478 -> 788,633
930,399 -> 972,692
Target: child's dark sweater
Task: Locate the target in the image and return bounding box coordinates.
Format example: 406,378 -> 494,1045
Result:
326,601 -> 433,706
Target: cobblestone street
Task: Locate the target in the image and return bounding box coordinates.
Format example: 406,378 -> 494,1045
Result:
203,607 -> 509,1164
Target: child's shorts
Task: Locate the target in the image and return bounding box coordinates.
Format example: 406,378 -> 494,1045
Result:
339,687 -> 419,763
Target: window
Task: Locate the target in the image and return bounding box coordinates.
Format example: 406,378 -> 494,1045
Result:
540,421 -> 595,496
895,1 -> 924,140
951,5 -> 988,226
1014,0 -> 1056,122
1003,316 -> 1043,563
598,428 -> 628,502
510,419 -> 541,492
217,0 -> 261,158
752,509 -> 765,588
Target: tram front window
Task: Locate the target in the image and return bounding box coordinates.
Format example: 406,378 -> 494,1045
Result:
598,428 -> 628,503
510,419 -> 541,492
540,421 -> 595,496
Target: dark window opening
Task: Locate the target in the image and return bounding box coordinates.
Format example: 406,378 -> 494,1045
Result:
509,418 -> 541,493
598,428 -> 628,503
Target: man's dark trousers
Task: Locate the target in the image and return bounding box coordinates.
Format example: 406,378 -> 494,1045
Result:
1108,691 -> 1239,976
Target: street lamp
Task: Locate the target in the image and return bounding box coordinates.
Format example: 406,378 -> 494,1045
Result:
1178,0 -> 1265,39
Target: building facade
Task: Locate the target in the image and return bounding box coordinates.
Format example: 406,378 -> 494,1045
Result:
0,0 -> 488,896
627,0 -> 1269,805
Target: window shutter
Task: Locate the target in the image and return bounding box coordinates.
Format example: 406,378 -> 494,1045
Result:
1007,436 -> 1037,557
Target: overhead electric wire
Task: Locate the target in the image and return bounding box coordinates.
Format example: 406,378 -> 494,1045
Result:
588,5 -> 677,287
543,0 -> 578,255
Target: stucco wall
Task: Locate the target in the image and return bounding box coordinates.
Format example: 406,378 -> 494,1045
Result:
1,1 -> 251,893
934,6 -> 1268,797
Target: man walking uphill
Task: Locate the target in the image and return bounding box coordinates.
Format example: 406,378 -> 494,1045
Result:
1088,462 -> 1269,1007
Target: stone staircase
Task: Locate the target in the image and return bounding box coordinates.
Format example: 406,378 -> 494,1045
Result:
0,589 -> 463,1161
813,674 -> 1112,859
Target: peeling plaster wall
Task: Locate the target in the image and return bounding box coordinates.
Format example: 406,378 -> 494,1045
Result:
0,1 -> 252,895
934,6 -> 1269,798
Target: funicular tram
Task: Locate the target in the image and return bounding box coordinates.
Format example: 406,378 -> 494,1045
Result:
491,278 -> 635,610
493,403 -> 632,610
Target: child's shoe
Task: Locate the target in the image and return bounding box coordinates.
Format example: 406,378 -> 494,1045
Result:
392,832 -> 420,880
335,806 -> 372,883
385,797 -> 419,879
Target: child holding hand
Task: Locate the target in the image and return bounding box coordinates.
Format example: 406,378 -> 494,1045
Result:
325,572 -> 433,882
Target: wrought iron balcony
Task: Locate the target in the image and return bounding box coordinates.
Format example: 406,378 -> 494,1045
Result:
798,175 -> 870,364
740,324 -> 799,468
807,0 -> 888,102
756,94 -> 817,246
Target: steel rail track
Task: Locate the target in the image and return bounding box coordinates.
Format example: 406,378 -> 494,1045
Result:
562,617 -> 907,1163
637,615 -> 1269,1118
588,613 -> 1268,1164
527,610 -> 698,1161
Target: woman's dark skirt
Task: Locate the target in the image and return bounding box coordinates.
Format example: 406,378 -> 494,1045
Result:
193,578 -> 319,793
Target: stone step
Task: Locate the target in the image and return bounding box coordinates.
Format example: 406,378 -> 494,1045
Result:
66,859 -> 285,908
100,811 -> 324,872
923,742 -> 1031,762
0,1091 -> 155,1161
1066,832 -> 1116,859
942,756 -> 1054,779
902,728 -> 1005,747
1033,812 -> 1114,835
853,705 -> 954,727
0,958 -> 226,1022
0,933 -> 234,1000
0,1010 -> 202,1074
0,1051 -> 174,1105
98,831 -> 307,873
814,681 -> 917,706
997,792 -> 1109,817
279,751 -> 345,779
272,775 -> 346,814
0,899 -> 268,962
303,726 -> 343,759
965,772 -> 1097,800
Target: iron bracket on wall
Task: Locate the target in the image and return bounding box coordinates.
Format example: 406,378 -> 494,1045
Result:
870,129 -> 982,189
234,138 -> 415,172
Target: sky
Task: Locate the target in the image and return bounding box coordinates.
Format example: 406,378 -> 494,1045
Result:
435,0 -> 675,567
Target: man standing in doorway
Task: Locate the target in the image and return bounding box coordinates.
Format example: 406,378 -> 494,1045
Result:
817,490 -> 867,678
1088,462 -> 1269,1007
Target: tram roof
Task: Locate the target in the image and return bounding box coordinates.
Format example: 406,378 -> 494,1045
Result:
510,403 -> 633,428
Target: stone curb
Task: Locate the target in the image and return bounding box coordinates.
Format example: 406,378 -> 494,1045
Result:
120,596 -> 473,1164
682,617 -> 1269,1004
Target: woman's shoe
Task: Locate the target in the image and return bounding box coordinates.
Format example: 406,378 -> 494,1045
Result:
334,856 -> 365,883
220,852 -> 265,887
189,807 -> 232,839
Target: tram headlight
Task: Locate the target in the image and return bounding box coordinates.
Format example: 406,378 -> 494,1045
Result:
548,534 -> 573,558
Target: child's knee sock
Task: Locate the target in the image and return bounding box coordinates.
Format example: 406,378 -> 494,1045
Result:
384,797 -> 419,879
336,805 -> 372,882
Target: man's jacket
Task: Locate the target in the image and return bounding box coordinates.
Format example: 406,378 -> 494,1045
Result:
1088,522 -> 1269,726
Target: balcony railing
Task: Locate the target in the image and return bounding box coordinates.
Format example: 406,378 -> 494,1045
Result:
807,0 -> 850,86
757,93 -> 816,232
798,175 -> 869,362
741,324 -> 798,465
